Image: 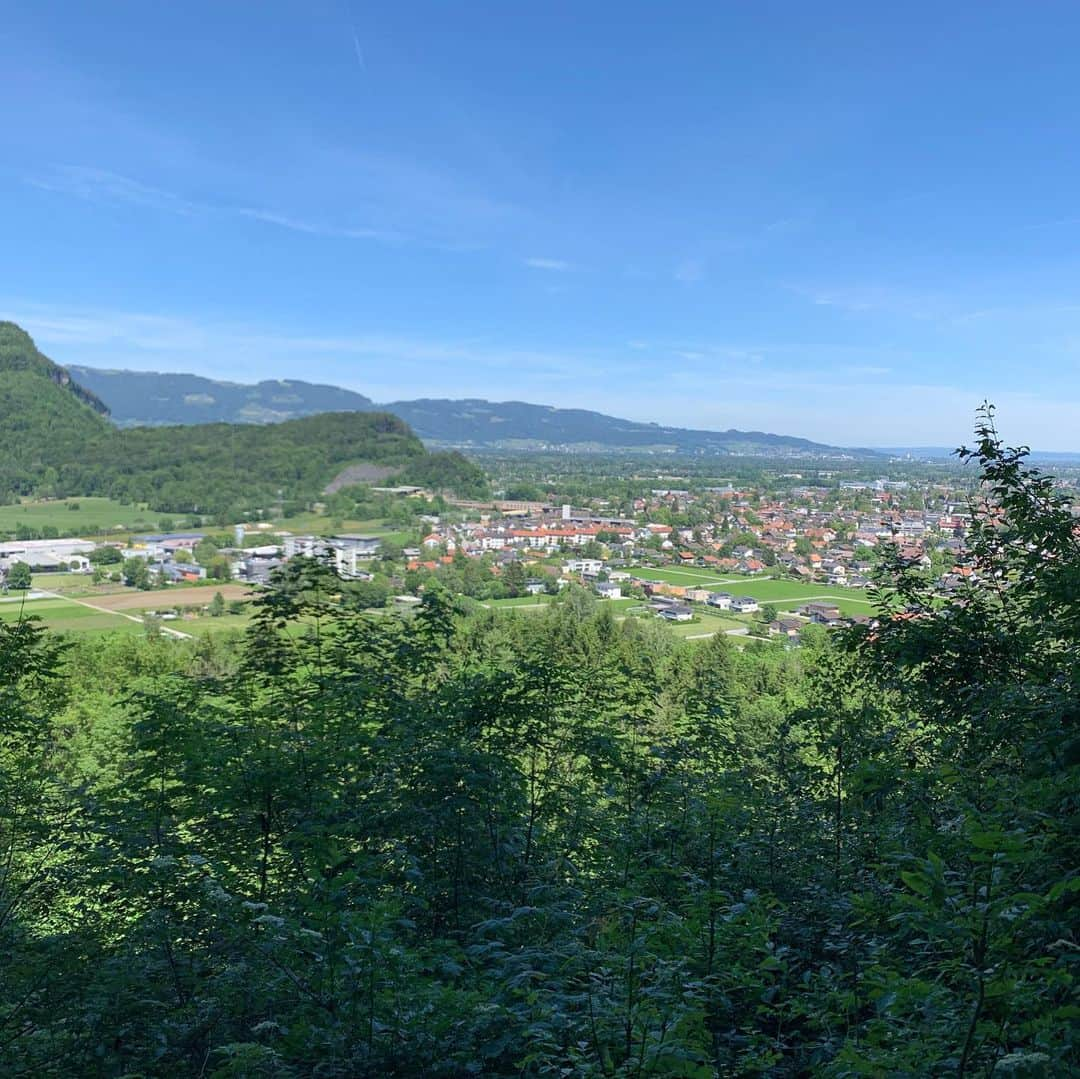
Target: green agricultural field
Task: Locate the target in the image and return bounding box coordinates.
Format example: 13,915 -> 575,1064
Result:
713,578 -> 875,615
0,596 -> 142,635
625,565 -> 876,615
0,497 -> 154,536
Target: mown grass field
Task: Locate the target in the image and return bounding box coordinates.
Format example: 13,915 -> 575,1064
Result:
1,575 -> 261,638
0,596 -> 142,634
0,497 -> 157,536
718,579 -> 874,615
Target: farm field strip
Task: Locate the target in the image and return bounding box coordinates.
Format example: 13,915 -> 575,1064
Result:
87,583 -> 253,611
38,590 -> 192,638
0,595 -> 144,635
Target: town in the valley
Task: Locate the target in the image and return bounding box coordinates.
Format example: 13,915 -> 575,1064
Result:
1,464 -> 1039,644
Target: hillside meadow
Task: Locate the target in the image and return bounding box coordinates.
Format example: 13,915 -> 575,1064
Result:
0,496 -> 155,535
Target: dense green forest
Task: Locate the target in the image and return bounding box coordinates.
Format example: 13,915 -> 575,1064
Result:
1,414 -> 1076,1075
0,322 -> 488,517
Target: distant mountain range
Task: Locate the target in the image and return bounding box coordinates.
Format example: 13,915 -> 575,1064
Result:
69,366 -> 875,458
68,367 -> 376,425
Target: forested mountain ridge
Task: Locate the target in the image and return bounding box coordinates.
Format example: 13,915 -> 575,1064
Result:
70,363 -> 870,457
0,323 -> 487,515
69,364 -> 374,425
1,412 -> 1076,1074
380,397 -> 855,456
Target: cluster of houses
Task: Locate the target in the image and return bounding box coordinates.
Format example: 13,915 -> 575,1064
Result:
625,482 -> 974,590
424,482 -> 977,596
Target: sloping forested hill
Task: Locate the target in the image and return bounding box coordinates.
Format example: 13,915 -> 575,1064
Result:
76,411 -> 427,516
0,322 -> 486,516
0,321 -> 109,414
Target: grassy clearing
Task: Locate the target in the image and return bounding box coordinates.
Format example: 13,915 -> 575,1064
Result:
628,610 -> 750,639
717,579 -> 874,615
0,497 -> 156,535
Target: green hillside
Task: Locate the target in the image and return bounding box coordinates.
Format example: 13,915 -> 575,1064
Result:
0,327 -> 115,495
0,321 -> 109,414
0,323 -> 486,517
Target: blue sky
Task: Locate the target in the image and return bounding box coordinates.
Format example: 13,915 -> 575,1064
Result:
2,2 -> 1078,448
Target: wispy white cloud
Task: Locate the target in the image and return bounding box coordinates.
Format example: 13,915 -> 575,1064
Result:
2,301 -> 600,392
794,281 -> 1080,338
794,282 -> 943,318
27,165 -> 202,216
27,164 -> 477,249
235,208 -> 399,242
523,257 -> 572,271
